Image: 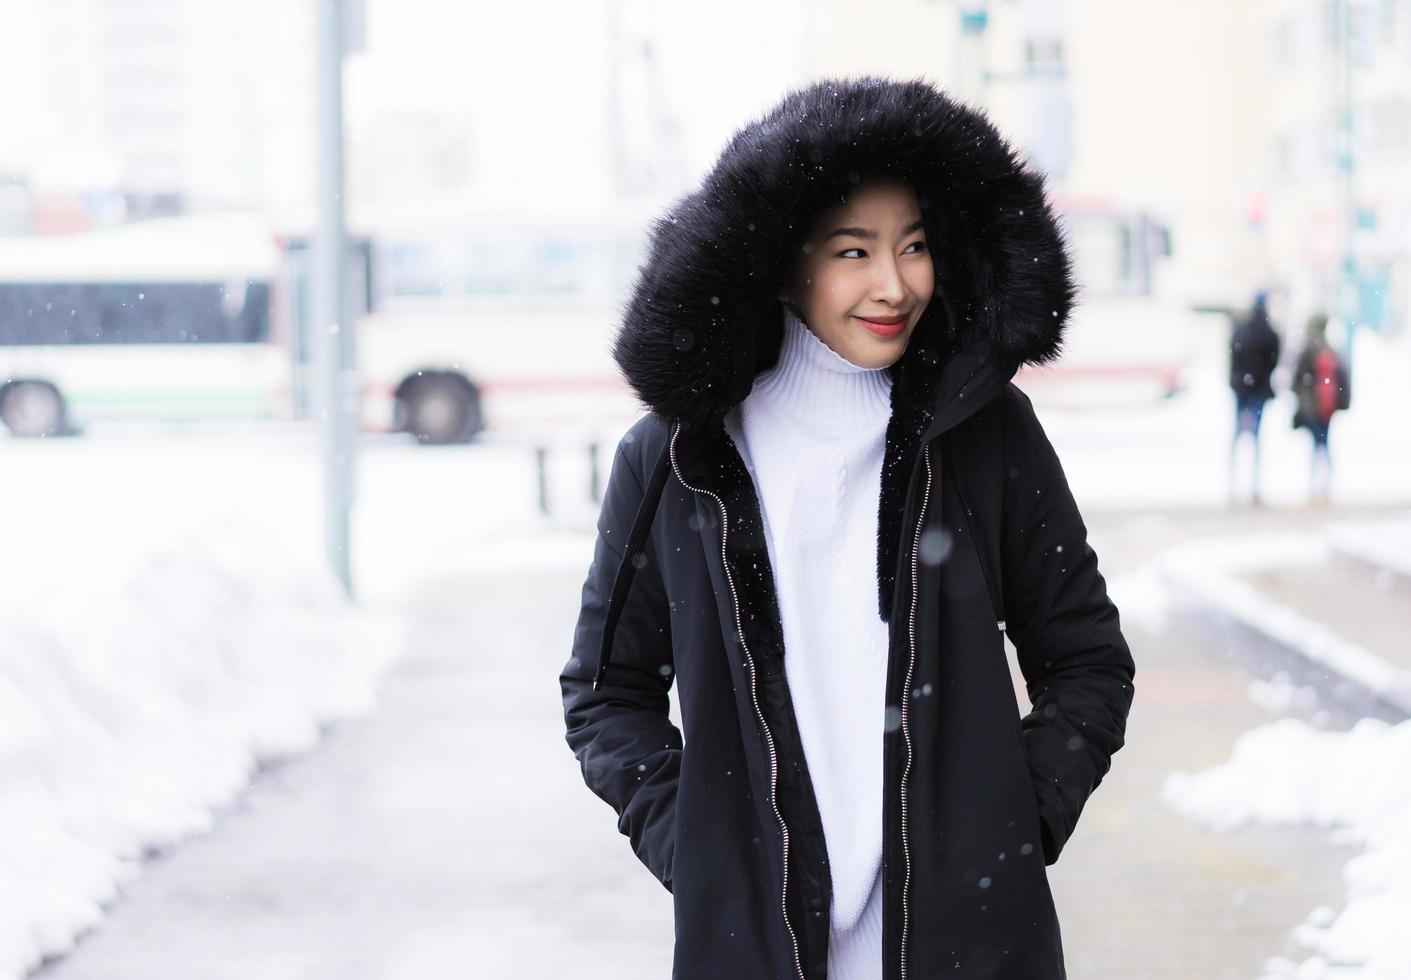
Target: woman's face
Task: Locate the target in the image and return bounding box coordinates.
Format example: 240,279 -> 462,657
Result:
779,177 -> 935,369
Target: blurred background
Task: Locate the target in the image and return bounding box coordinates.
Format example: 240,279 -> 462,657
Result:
2,1 -> 1410,979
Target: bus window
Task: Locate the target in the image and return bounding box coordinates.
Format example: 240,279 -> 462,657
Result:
0,282 -> 270,345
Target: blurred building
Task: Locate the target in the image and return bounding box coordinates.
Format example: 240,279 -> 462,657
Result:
802,0 -> 1407,337
2,0 -> 315,232
3,0 -> 1403,337
1233,0 -> 1411,337
804,0 -> 1227,304
344,0 -> 622,212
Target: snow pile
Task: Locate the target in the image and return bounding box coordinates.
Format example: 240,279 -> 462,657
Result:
1163,717 -> 1411,979
0,508 -> 403,980
1105,558 -> 1176,636
1247,670 -> 1325,719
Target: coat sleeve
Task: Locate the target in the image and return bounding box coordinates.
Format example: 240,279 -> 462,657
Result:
999,387 -> 1135,866
559,428 -> 682,892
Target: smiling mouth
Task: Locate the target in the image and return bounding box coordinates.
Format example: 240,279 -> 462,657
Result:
854,314 -> 908,338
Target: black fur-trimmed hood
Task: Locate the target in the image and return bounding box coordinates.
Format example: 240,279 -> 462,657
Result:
589,77 -> 1082,695
613,75 -> 1076,433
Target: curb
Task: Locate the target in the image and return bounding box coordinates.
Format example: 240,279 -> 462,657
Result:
1324,518 -> 1411,595
1156,532 -> 1411,724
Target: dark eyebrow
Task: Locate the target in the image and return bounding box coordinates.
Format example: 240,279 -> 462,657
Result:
824,218 -> 926,241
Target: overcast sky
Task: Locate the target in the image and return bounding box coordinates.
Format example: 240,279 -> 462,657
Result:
0,0 -> 802,209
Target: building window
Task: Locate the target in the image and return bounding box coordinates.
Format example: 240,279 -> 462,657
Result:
1024,36 -> 1064,71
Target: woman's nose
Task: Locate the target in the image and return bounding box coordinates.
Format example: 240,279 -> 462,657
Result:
871,259 -> 906,304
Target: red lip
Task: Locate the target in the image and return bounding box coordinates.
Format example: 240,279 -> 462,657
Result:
855,314 -> 908,338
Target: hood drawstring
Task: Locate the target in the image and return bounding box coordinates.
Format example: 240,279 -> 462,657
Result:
592,427 -> 676,692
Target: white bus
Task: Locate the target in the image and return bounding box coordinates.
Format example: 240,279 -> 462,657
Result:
351,203 -> 647,443
0,213 -> 288,437
0,206 -> 646,443
1013,197 -> 1196,407
3,198 -> 1198,436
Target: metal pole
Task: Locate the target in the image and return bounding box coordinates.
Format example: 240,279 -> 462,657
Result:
588,439 -> 601,503
1336,0 -> 1357,370
315,0 -> 354,598
536,445 -> 550,516
956,1 -> 990,106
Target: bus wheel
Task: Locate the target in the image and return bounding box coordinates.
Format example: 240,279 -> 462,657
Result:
397,372 -> 483,444
0,380 -> 69,438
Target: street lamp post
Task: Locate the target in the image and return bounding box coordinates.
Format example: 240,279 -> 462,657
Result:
315,0 -> 355,598
1334,0 -> 1359,372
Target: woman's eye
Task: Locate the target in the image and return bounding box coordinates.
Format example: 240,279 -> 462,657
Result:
839,242 -> 927,259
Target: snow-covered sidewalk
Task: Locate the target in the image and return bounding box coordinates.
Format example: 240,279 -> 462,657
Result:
27,563 -> 675,980
2,307 -> 1406,978
15,511 -> 1363,980
0,509 -> 402,980
5,465 -> 1397,979
1166,715 -> 1411,980
1150,512 -> 1411,979
0,413 -> 634,980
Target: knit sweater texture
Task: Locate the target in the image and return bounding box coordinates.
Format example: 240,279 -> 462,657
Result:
722,303 -> 893,980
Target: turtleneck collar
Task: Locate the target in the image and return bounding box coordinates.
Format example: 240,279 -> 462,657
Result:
747,304 -> 893,438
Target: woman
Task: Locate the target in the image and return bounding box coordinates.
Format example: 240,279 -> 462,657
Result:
560,76 -> 1135,980
1291,312 -> 1350,504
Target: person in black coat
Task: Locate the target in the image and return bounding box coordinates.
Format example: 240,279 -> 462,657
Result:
1227,290 -> 1282,506
560,76 -> 1135,980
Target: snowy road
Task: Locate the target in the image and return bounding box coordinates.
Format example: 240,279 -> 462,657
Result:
30,506 -> 1374,980
31,568 -> 675,980
9,317 -> 1408,978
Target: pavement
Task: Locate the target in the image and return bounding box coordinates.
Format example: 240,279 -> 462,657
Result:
1045,502 -> 1410,979
32,502 -> 1411,980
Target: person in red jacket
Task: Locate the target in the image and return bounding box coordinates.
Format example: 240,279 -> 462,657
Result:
1291,313 -> 1351,505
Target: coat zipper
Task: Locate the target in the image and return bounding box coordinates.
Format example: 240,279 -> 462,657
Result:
899,441 -> 933,980
669,425 -> 808,980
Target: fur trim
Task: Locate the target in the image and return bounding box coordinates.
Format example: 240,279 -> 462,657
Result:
613,75 -> 1076,431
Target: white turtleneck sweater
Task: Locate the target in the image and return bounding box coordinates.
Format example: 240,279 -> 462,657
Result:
722,304 -> 893,980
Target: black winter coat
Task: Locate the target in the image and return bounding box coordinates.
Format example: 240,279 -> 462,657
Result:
561,77 -> 1135,980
